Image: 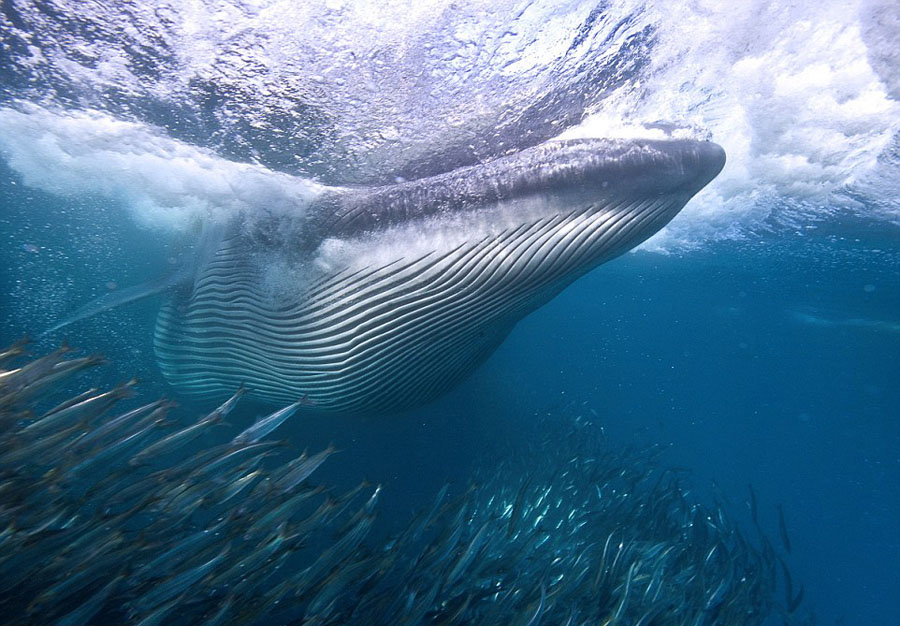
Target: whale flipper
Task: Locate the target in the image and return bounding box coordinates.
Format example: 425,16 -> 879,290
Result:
40,274 -> 180,338
41,221 -> 227,338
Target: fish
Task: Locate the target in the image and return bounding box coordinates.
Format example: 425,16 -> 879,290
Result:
0,343 -> 805,626
0,352 -> 106,410
55,574 -> 125,626
64,402 -> 171,476
129,388 -> 243,466
748,483 -> 758,527
0,337 -> 29,364
270,443 -> 339,494
789,584 -> 805,613
132,545 -> 231,614
231,396 -> 304,445
241,484 -> 328,540
20,380 -> 136,436
49,139 -> 724,413
0,344 -> 72,392
777,503 -> 792,553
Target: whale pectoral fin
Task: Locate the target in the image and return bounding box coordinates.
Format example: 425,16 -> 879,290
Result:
40,221 -> 229,338
39,274 -> 180,338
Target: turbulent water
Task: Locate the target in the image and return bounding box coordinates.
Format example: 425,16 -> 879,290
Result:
1,1 -> 898,625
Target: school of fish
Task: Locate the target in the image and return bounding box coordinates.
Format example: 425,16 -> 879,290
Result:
0,340 -> 813,625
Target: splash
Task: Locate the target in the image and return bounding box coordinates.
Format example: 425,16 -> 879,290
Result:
0,0 -> 898,247
563,0 -> 900,249
0,105 -> 325,231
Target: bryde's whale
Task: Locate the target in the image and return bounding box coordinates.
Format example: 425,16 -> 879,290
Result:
154,138 -> 724,413
55,138 -> 726,413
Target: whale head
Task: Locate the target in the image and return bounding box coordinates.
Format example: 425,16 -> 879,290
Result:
155,138 -> 725,413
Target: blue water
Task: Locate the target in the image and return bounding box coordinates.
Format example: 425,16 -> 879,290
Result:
2,159 -> 898,624
498,231 -> 900,626
2,1 -> 900,623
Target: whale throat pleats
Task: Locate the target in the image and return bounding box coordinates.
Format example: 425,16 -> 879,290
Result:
154,138 -> 724,413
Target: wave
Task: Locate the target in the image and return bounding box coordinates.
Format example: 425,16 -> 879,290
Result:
0,0 -> 898,248
0,105 -> 324,230
563,0 -> 900,249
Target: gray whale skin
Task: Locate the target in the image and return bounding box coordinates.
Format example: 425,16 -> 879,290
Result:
154,138 -> 725,413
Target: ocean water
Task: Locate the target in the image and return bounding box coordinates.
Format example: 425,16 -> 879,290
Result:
1,1 -> 899,625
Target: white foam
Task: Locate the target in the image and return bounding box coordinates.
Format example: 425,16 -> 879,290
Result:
2,1 -> 899,251
0,104 -> 326,231
562,0 -> 900,250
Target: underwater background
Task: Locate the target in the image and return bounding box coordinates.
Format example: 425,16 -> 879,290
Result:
1,1 -> 898,625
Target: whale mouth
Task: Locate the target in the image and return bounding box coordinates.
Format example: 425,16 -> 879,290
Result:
321,138 -> 726,240
304,138 -> 726,275
156,138 -> 726,413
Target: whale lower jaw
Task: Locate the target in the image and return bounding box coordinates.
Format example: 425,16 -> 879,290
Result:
154,139 -> 724,413
154,199 -> 683,413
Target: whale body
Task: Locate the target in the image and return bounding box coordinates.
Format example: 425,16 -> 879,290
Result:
153,138 -> 725,413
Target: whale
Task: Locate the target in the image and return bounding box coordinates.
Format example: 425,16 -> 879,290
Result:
147,138 -> 725,413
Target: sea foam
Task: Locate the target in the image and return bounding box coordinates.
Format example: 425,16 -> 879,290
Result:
0,105 -> 325,232
562,0 -> 900,250
0,0 -> 898,249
